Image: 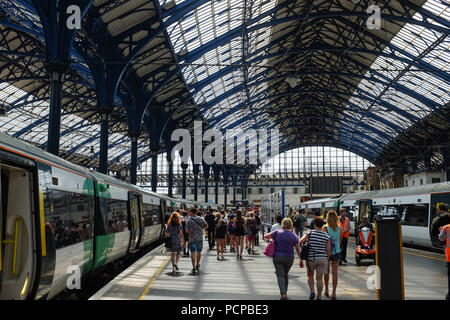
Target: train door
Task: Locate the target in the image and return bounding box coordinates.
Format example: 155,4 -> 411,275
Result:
0,154 -> 37,300
356,199 -> 373,226
128,193 -> 142,253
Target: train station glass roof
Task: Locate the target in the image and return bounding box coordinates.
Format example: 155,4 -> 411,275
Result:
0,0 -> 448,173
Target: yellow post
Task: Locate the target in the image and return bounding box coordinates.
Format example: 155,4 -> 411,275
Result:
39,187 -> 46,256
12,219 -> 20,275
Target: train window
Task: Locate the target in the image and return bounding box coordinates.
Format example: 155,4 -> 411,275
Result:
402,204 -> 429,227
52,190 -> 69,248
69,192 -> 92,241
106,199 -> 129,233
51,190 -> 94,248
142,203 -> 161,226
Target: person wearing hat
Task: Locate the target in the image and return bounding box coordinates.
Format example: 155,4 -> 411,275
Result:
339,207 -> 350,265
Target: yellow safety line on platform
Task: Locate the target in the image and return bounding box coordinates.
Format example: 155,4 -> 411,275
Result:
344,289 -> 363,300
138,257 -> 170,300
348,238 -> 445,262
403,251 -> 446,262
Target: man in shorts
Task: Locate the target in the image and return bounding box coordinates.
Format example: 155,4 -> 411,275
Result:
300,217 -> 331,300
186,207 -> 208,275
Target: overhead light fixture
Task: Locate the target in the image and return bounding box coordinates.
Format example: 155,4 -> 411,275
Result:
285,77 -> 299,88
162,0 -> 176,10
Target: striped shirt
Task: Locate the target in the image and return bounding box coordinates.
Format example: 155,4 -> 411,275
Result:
307,230 -> 330,260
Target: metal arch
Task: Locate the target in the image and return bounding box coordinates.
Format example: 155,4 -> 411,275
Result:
203,86 -> 403,135
187,24 -> 447,98
80,0 -> 210,113
100,1 -> 448,136
190,50 -> 443,116
274,122 -> 385,154
178,7 -> 449,66
231,112 -> 393,145
210,88 -> 399,131
1,0 -> 448,171
30,0 -> 95,62
196,72 -> 420,125
278,134 -> 378,161
0,0 -> 44,39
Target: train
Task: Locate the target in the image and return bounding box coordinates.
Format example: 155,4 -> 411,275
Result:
298,182 -> 450,250
0,132 -> 220,300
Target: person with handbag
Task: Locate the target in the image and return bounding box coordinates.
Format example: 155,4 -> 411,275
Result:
264,218 -> 301,300
165,212 -> 185,274
300,216 -> 331,300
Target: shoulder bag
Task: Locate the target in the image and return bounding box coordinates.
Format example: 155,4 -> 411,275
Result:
300,231 -> 312,260
263,230 -> 278,257
164,227 -> 172,249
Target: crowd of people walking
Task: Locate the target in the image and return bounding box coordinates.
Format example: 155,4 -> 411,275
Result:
162,205 -> 357,300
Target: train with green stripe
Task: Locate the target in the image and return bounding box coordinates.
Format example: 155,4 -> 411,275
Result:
0,132 -> 219,300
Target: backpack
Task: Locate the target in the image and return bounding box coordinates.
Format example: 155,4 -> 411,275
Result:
325,226 -> 339,254
294,215 -> 302,228
248,220 -> 257,235
300,231 -> 312,260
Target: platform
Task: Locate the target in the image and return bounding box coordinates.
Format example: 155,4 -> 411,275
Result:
89,236 -> 448,300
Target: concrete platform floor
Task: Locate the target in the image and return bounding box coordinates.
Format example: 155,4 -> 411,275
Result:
90,236 -> 448,300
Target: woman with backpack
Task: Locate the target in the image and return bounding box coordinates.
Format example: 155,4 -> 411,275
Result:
264,218 -> 301,300
322,210 -> 342,300
215,212 -> 227,260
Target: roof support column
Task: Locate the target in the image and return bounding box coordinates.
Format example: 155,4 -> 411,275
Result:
213,166 -> 221,205
130,135 -> 139,185
193,164 -> 200,201
31,0 -> 94,156
151,148 -> 159,192
223,167 -> 230,209
99,109 -> 110,174
232,172 -> 238,207
46,62 -> 67,155
167,156 -> 173,198
203,163 -> 211,203
181,163 -> 188,199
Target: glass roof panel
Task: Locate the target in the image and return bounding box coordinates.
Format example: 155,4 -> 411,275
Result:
345,0 -> 449,151
165,0 -> 277,134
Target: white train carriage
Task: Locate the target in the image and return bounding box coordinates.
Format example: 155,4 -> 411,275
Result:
297,182 -> 450,250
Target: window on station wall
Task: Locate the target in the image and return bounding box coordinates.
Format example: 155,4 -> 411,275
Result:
260,146 -> 372,176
